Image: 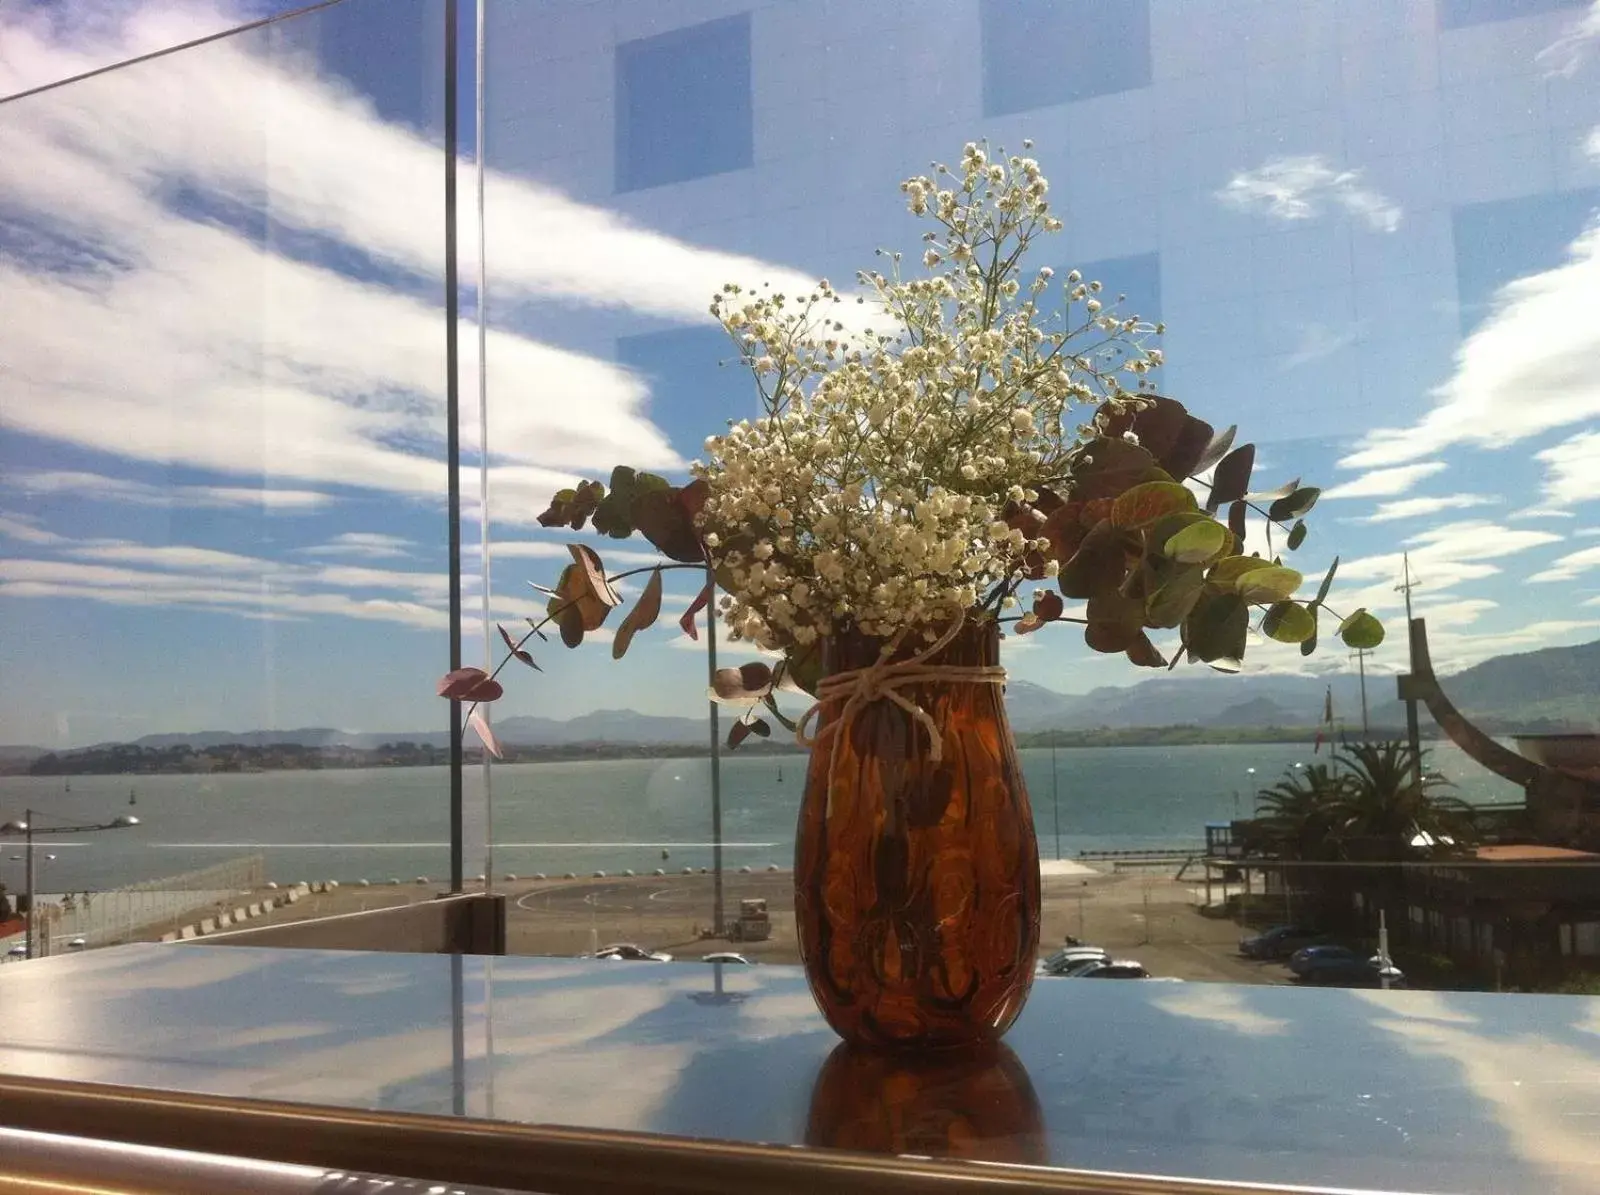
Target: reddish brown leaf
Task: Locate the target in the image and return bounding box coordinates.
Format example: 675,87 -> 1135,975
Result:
437,667 -> 503,702
568,544 -> 621,613
727,718 -> 770,749
612,567 -> 664,660
711,662 -> 773,702
1035,590 -> 1065,621
1084,621 -> 1139,653
679,580 -> 713,641
1014,612 -> 1045,635
1071,437 -> 1162,502
468,708 -> 504,759
1228,499 -> 1248,548
677,478 -> 711,521
497,623 -> 536,668
1124,631 -> 1166,668
1208,444 -> 1256,512
1098,396 -> 1214,480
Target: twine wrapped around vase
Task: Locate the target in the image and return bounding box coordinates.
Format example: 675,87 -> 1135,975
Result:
793,613 -> 1006,775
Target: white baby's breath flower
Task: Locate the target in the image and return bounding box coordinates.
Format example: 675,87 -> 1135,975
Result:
692,143 -> 1167,650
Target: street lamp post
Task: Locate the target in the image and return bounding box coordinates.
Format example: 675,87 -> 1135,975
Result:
0,809 -> 140,960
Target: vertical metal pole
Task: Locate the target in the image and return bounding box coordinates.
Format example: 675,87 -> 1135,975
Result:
1357,649 -> 1370,737
704,566 -> 725,937
1051,744 -> 1061,861
474,0 -> 494,894
1405,622 -> 1425,792
24,812 -> 35,961
444,0 -> 464,895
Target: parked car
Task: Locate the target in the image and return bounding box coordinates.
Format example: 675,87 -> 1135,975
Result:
4,944 -> 26,960
67,937 -> 87,950
1239,925 -> 1327,960
1297,955 -> 1406,988
1075,960 -> 1153,980
702,952 -> 752,965
1288,944 -> 1370,977
591,943 -> 672,963
1038,946 -> 1109,976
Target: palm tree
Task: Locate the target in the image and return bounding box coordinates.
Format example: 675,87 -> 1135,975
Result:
1328,741 -> 1477,861
1247,763 -> 1347,861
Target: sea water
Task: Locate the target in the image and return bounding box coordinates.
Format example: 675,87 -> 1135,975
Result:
0,742 -> 1522,893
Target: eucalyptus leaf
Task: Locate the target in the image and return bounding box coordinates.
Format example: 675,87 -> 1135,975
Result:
1185,592 -> 1248,664
1268,486 -> 1321,523
1111,480 -> 1196,528
1235,564 -> 1304,603
1338,608 -> 1385,650
612,566 -> 664,659
1059,521 -> 1135,599
1287,520 -> 1307,551
1262,600 -> 1316,644
1146,568 -> 1205,628
1313,556 -> 1339,607
1165,520 -> 1228,563
1208,444 -> 1255,511
1125,631 -> 1166,668
1192,424 -> 1237,476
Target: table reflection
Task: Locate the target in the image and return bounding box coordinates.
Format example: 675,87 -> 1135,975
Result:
806,1041 -> 1045,1165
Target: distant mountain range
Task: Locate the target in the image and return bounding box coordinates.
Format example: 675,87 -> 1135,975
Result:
7,638 -> 1596,763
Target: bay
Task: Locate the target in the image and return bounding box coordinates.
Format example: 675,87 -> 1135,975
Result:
0,743 -> 1523,894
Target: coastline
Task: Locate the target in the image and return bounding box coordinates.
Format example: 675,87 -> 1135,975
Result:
7,724 -> 1485,777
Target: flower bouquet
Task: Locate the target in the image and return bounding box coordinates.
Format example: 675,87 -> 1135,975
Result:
438,142 -> 1380,1050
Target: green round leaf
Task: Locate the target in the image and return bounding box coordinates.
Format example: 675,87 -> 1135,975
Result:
1184,592 -> 1248,665
1338,608 -> 1386,650
1268,486 -> 1321,523
1234,564 -> 1303,603
1111,480 -> 1197,529
1262,600 -> 1316,644
1146,568 -> 1205,628
1286,520 -> 1307,551
1165,520 -> 1228,563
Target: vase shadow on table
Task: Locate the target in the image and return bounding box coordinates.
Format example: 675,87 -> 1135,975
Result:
805,1040 -> 1047,1165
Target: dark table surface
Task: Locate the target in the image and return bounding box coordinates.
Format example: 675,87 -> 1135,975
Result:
1,945 -> 1598,1193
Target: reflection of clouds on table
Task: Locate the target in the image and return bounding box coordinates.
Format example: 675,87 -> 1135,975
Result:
2,945 -> 1598,1193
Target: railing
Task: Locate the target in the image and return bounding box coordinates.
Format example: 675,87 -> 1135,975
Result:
4,857 -> 266,955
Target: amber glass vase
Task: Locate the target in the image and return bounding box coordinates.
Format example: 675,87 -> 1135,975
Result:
794,618 -> 1040,1051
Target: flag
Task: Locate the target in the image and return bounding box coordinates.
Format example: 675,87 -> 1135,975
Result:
1313,686 -> 1334,754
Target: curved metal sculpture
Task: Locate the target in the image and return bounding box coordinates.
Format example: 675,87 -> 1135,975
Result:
1398,618 -> 1600,848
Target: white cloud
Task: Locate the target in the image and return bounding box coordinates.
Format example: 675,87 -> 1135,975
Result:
1535,431 -> 1600,508
1508,507 -> 1577,521
1537,0 -> 1600,76
1341,217 -> 1600,470
301,533 -> 414,560
1,5 -> 865,514
1331,521 -> 1562,620
1528,545 -> 1600,583
1217,155 -> 1401,232
0,555 -> 448,629
5,470 -> 331,510
0,513 -> 66,544
1356,494 -> 1498,523
69,542 -> 280,573
1280,322 -> 1364,370
1323,462 -> 1446,500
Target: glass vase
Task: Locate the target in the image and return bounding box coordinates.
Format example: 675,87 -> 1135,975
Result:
793,618 -> 1040,1051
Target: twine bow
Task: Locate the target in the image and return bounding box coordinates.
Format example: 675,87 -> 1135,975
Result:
794,612 -> 1007,779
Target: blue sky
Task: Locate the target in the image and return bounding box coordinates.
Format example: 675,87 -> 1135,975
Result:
1,0 -> 1598,748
